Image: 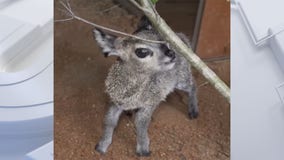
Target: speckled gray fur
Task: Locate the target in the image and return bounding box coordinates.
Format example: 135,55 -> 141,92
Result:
94,17 -> 198,156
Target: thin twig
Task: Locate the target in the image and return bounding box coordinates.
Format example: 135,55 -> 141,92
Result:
54,7 -> 74,22
66,0 -> 71,10
73,15 -> 164,44
54,17 -> 74,22
99,4 -> 120,13
57,1 -> 165,44
57,8 -> 72,16
198,81 -> 209,88
60,1 -> 74,16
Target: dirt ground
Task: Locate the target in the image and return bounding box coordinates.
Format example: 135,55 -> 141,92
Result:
54,0 -> 230,159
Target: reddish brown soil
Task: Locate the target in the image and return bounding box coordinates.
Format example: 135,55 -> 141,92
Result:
54,0 -> 230,159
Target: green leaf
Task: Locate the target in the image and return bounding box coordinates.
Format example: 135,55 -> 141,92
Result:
151,0 -> 159,4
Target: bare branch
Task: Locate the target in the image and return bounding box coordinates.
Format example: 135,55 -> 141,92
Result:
60,1 -> 74,17
138,0 -> 147,6
54,17 -> 74,22
147,0 -> 160,21
198,81 -> 209,88
54,7 -> 74,22
98,4 -> 120,13
74,16 -> 164,43
138,0 -> 231,102
66,0 -> 71,10
128,0 -> 150,13
57,1 -> 165,44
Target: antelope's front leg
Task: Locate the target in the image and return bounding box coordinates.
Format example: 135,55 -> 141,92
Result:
135,106 -> 156,157
95,104 -> 123,154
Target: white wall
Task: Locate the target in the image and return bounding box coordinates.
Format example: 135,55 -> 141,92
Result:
231,5 -> 284,160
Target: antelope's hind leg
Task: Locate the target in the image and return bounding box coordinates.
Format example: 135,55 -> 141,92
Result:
176,79 -> 199,119
187,80 -> 199,119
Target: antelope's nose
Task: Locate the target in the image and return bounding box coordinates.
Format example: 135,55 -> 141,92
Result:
165,50 -> 176,59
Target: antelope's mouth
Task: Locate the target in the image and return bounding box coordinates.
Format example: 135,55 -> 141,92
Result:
164,58 -> 176,65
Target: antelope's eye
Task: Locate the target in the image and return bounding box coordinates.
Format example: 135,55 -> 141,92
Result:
135,48 -> 153,58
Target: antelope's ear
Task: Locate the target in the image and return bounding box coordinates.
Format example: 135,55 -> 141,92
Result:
93,28 -> 119,57
134,16 -> 153,33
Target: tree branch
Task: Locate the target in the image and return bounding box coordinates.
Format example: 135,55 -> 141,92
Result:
134,0 -> 231,102
56,1 -> 165,44
128,0 -> 149,12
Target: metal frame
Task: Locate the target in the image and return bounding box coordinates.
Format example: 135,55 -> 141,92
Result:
232,0 -> 284,47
